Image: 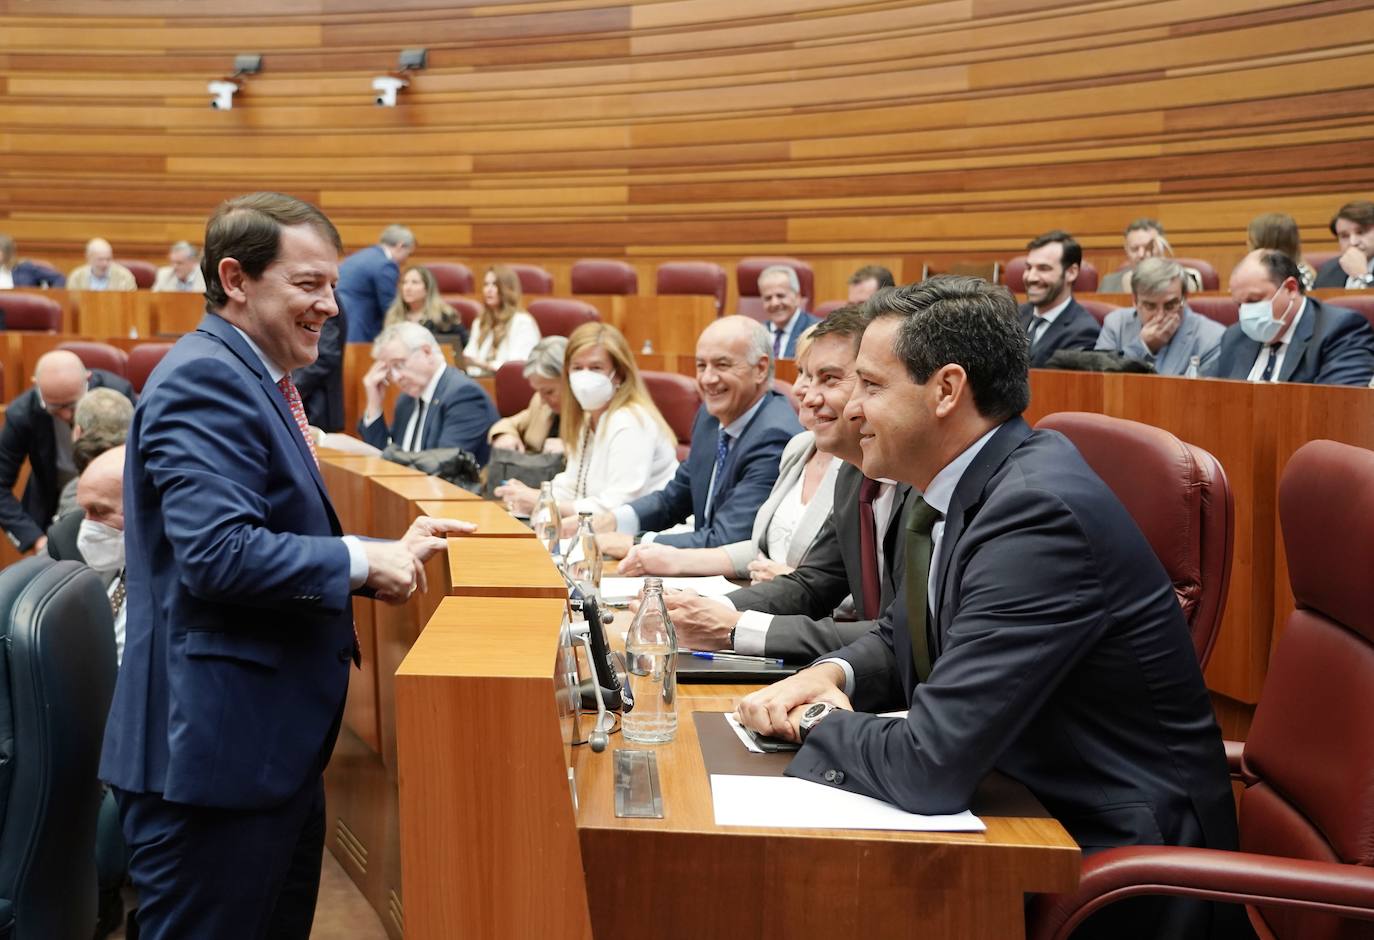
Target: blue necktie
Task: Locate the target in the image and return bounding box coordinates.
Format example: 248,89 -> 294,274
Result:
705,430 -> 730,522
772,327 -> 784,359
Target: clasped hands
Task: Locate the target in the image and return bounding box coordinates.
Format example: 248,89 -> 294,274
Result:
362,515 -> 476,605
734,662 -> 853,743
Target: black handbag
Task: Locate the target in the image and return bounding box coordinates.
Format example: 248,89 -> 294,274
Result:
382,445 -> 484,493
482,447 -> 565,498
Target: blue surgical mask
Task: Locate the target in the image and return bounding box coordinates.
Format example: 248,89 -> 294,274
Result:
1238,287 -> 1292,344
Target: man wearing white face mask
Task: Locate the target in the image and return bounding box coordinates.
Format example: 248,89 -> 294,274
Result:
75,445 -> 128,664
1208,249 -> 1374,386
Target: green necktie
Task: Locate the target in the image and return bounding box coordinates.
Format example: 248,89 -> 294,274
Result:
904,497 -> 943,683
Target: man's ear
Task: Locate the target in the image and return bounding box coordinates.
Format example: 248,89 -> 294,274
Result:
1063,263 -> 1080,285
933,364 -> 968,418
218,257 -> 248,304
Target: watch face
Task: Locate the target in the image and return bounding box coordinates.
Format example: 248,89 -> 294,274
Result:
803,702 -> 828,720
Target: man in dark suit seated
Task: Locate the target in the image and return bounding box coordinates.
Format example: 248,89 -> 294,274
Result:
627,304 -> 913,664
0,232 -> 65,288
1208,249 -> 1374,386
340,224 -> 415,343
1311,199 -> 1374,289
593,315 -> 800,557
0,349 -> 135,554
738,276 -> 1238,939
359,321 -> 499,465
1018,229 -> 1101,368
757,265 -> 820,360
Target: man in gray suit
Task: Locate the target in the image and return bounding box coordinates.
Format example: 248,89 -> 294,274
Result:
1094,257 -> 1224,375
655,304 -> 913,663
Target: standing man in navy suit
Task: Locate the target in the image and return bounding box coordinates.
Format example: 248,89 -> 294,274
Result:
1017,230 -> 1101,368
758,265 -> 820,360
339,224 -> 415,343
100,193 -> 470,940
359,321 -> 499,464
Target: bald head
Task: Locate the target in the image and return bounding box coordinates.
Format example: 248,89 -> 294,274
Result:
77,444 -> 125,530
694,315 -> 772,424
33,350 -> 90,422
86,237 -> 113,277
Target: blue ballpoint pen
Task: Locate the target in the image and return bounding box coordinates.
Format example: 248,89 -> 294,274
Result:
690,651 -> 784,666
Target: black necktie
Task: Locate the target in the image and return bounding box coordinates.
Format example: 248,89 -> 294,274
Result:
407,400 -> 427,450
1027,316 -> 1047,347
904,497 -> 943,683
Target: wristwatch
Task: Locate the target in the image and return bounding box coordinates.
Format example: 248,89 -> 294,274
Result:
798,702 -> 836,742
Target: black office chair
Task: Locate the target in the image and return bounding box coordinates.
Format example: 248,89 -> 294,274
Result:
0,557 -> 116,939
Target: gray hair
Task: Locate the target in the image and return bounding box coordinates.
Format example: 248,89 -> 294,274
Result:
1131,257 -> 1188,298
744,317 -> 775,381
522,335 -> 568,380
169,240 -> 198,258
757,264 -> 800,294
379,224 -> 416,249
372,321 -> 437,356
73,387 -> 133,436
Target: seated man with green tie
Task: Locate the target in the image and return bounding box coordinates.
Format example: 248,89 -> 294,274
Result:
737,275 -> 1239,940
359,321 -> 499,464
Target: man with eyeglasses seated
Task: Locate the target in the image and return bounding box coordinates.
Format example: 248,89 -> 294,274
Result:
0,349 -> 135,555
1094,256 -> 1224,375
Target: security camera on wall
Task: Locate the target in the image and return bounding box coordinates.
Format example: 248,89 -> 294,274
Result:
372,76 -> 408,107
208,80 -> 239,110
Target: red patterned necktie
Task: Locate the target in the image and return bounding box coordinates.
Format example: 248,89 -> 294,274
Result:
277,375 -> 319,468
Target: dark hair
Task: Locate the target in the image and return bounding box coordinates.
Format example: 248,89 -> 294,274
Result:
1253,249 -> 1305,295
1124,218 -> 1164,237
1247,212 -> 1302,259
0,233 -> 14,266
868,276 -> 1029,421
1026,230 -> 1082,270
201,192 -> 343,308
1329,200 -> 1374,236
848,265 -> 895,289
73,425 -> 128,474
808,303 -> 869,345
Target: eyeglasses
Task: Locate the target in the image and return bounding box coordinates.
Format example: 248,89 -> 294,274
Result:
35,381 -> 88,417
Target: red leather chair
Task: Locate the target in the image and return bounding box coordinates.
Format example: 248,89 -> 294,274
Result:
1003,258 -> 1100,293
1076,299 -> 1119,326
493,361 -> 536,418
1029,439 -> 1374,940
1188,297 -> 1239,327
1305,250 -> 1339,273
57,341 -> 128,378
813,300 -> 849,318
442,296 -> 482,331
425,262 -> 474,294
656,262 -> 728,314
1332,294 -> 1374,332
735,257 -> 814,322
641,371 -> 699,461
510,264 -> 554,296
0,293 -> 62,331
118,259 -> 157,290
571,259 -> 637,295
920,261 -> 1001,283
127,342 -> 175,393
527,298 -> 600,338
1034,413 -> 1232,668
1112,258 -> 1221,291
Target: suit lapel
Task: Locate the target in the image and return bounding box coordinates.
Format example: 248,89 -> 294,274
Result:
419,368 -> 456,450
1278,299 -> 1318,382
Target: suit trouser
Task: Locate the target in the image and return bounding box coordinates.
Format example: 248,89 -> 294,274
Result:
112,775 -> 326,940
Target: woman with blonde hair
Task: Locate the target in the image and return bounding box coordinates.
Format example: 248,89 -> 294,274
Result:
463,264 -> 540,373
384,265 -> 468,341
495,322 -> 677,517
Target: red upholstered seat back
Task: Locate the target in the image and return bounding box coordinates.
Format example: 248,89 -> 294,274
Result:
1003,257 -> 1100,293
1304,250 -> 1339,271
493,361 -> 535,418
442,296 -> 481,330
425,262 -> 474,294
0,293 -> 62,331
126,343 -> 175,393
1239,440 -> 1374,940
735,257 -> 814,322
655,262 -> 727,314
1034,412 -> 1232,669
813,300 -> 848,318
1332,294 -> 1374,331
1076,298 -> 1118,325
571,259 -> 637,295
527,298 -> 600,338
509,264 -> 553,296
641,370 -> 699,462
118,259 -> 157,289
57,341 -> 127,378
1187,296 -> 1239,327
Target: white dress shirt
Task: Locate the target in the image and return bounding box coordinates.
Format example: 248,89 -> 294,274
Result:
463,311 -> 540,372
552,404 -> 678,515
1245,298 -> 1308,383
397,363 -> 446,450
0,267 -> 13,290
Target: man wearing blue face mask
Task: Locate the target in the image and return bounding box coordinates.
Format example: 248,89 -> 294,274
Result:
1208,249 -> 1374,386
75,444 -> 128,665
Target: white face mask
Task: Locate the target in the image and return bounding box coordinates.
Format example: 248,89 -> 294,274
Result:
77,518 -> 125,573
1238,286 -> 1292,345
569,370 -> 615,411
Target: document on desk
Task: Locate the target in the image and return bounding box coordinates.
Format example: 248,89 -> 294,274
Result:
710,774 -> 986,832
317,433 -> 381,456
601,575 -> 738,599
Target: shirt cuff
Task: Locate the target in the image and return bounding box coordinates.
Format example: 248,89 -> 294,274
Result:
342,536 -> 369,590
731,610 -> 773,655
363,410 -> 382,426
613,505 -> 640,535
639,531 -> 657,545
816,656 -> 855,699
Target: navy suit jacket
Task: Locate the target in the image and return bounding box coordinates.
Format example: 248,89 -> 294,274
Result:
1018,298 -> 1101,368
358,365 -> 499,465
100,313 -> 360,810
1206,297 -> 1374,386
1311,256 -> 1369,289
627,391 -> 799,549
292,304 -> 347,432
789,420 -> 1236,893
8,259 -> 66,288
0,369 -> 134,551
339,245 -> 398,343
775,311 -> 821,359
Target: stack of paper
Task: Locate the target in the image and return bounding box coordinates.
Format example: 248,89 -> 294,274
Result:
709,775 -> 986,832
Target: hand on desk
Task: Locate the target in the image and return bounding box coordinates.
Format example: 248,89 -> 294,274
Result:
364,515 -> 478,605
735,663 -> 852,743
593,531 -> 633,559
746,556 -> 792,584
403,515 -> 476,558
631,589 -> 737,651
617,543 -> 684,576
493,479 -> 538,515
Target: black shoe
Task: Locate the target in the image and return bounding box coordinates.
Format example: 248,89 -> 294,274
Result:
93,888 -> 123,939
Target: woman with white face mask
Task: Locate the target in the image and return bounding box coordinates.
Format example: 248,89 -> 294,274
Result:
495,322 -> 677,517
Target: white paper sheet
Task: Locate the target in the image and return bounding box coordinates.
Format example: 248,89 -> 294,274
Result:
709,774 -> 985,832
601,575 -> 738,599
318,433 -> 381,456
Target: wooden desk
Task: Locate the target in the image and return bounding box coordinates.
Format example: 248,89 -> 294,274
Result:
415,498 -> 536,537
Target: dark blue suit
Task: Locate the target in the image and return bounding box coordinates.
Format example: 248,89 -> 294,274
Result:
1206,297 -> 1374,386
100,312 -> 362,938
772,311 -> 820,359
789,419 -> 1237,938
338,245 -> 398,343
8,259 -> 65,287
627,391 -> 799,549
1018,298 -> 1101,368
358,365 -> 499,465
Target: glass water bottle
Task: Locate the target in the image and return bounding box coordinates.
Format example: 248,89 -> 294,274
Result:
569,511 -> 603,592
621,578 -> 678,743
532,481 -> 560,555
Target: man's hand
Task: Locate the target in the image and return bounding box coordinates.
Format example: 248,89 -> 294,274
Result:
590,510 -> 617,534
362,360 -> 389,412
1139,308 -> 1181,354
402,515 -> 475,563
362,540 -> 423,605
595,531 -> 633,560
735,663 -> 852,742
491,432 -> 525,453
1339,245 -> 1371,280
644,590 -> 739,650
747,557 -> 792,584
30,534 -> 48,556
618,543 -> 684,576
